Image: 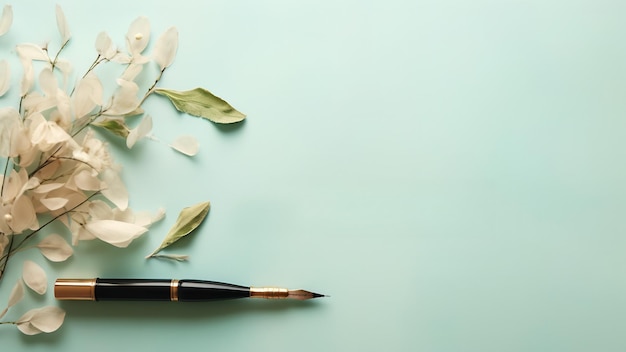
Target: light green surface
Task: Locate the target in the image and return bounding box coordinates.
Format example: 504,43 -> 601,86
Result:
2,0 -> 626,350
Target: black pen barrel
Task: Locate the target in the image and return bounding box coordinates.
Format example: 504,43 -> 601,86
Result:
55,278 -> 251,301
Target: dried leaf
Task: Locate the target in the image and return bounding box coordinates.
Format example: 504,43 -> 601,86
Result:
153,27 -> 178,70
170,135 -> 199,156
150,254 -> 189,261
17,306 -> 65,334
147,201 -> 210,257
0,60 -> 9,97
154,88 -> 246,124
55,5 -> 71,42
93,118 -> 130,138
0,5 -> 12,36
22,260 -> 47,295
37,234 -> 73,262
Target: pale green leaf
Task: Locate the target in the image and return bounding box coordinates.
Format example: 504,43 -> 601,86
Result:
147,201 -> 210,258
154,88 -> 245,124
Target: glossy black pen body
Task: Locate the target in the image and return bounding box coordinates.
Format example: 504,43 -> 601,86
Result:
54,278 -> 325,301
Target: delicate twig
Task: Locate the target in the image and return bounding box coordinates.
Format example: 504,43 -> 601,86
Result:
50,39 -> 70,71
0,191 -> 100,264
139,68 -> 166,106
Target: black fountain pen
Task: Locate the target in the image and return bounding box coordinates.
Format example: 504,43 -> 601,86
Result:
54,278 -> 326,301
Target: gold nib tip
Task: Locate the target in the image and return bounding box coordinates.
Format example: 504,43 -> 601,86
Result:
287,289 -> 327,300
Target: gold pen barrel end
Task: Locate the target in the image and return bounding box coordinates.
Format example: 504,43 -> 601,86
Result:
54,279 -> 96,301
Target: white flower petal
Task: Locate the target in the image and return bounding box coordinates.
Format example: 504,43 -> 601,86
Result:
10,196 -> 37,233
88,200 -> 113,220
33,182 -> 64,193
40,197 -> 69,211
55,5 -> 71,42
120,63 -> 143,82
107,79 -> 139,115
16,321 -> 42,335
37,234 -> 73,262
0,60 -> 9,96
73,72 -> 103,118
0,5 -> 13,36
85,219 -> 147,248
16,43 -> 49,62
126,16 -> 150,56
22,260 -> 47,295
153,27 -> 178,70
0,107 -> 21,157
73,169 -> 102,191
7,279 -> 25,308
39,68 -> 58,97
126,114 -> 152,148
170,135 -> 199,156
95,31 -> 117,60
18,306 -> 65,334
101,169 -> 128,210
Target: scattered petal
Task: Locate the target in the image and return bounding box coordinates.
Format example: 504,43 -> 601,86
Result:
22,260 -> 47,295
0,5 -> 12,36
37,234 -> 73,262
126,114 -> 152,148
55,5 -> 71,42
133,207 -> 165,228
85,219 -> 147,248
0,60 -> 9,96
18,306 -> 65,334
153,27 -> 178,70
170,135 -> 199,156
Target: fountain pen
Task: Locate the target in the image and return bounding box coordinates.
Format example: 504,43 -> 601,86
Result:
54,278 -> 326,301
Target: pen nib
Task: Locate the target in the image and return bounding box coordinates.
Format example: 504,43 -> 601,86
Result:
287,289 -> 327,300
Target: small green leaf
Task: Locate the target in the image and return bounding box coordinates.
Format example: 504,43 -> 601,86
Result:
147,201 -> 210,258
154,87 -> 245,124
93,119 -> 130,138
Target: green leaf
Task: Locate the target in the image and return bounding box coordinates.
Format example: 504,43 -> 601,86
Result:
93,119 -> 130,138
147,201 -> 210,258
154,87 -> 246,124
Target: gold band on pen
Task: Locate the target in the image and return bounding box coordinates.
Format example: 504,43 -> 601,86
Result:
170,279 -> 179,301
249,287 -> 289,299
54,278 -> 97,300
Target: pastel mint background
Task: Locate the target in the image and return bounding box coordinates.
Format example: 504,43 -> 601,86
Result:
2,0 -> 626,351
